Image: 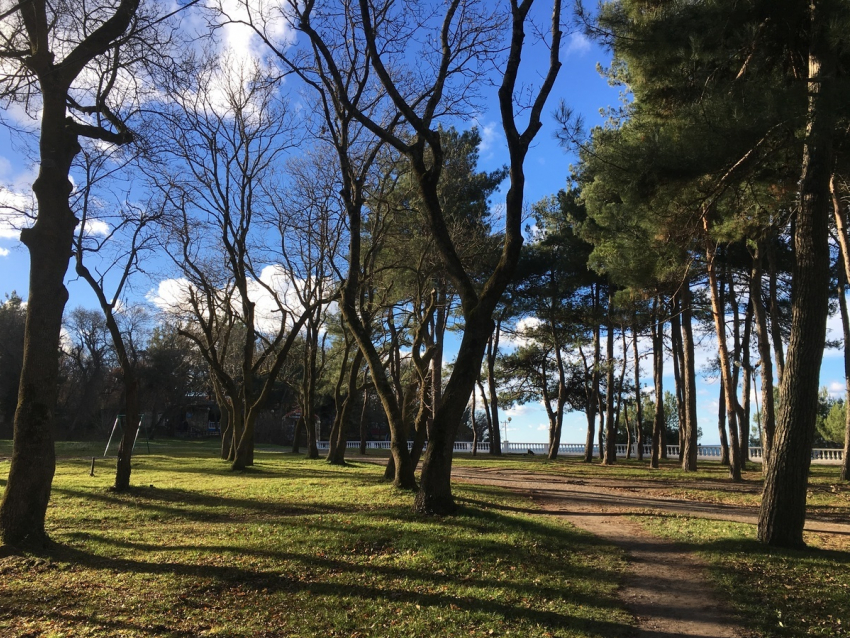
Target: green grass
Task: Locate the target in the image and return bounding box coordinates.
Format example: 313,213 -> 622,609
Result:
637,515 -> 850,637
0,452 -> 634,637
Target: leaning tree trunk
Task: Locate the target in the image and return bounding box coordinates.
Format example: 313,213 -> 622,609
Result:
706,242 -> 743,481
758,5 -> 834,547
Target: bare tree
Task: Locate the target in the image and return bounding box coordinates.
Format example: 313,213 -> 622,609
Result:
152,55 -> 317,470
72,142 -> 160,491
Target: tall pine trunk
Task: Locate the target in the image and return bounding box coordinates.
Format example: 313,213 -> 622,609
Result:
758,2 -> 834,546
650,298 -> 664,469
603,304 -> 617,464
681,283 -> 699,471
633,318 -> 644,461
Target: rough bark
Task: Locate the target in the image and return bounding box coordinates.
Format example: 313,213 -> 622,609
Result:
758,4 -> 834,546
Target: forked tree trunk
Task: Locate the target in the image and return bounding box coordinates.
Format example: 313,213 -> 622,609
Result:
414,313 -> 495,514
328,349 -> 363,466
758,3 -> 834,546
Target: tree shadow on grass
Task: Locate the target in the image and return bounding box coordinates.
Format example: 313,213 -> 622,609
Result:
19,537 -> 633,637
51,485 -> 352,523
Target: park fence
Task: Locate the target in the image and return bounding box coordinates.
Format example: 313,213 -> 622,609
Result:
314,440 -> 844,464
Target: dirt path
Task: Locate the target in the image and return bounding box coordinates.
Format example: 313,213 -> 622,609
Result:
450,466 -> 757,638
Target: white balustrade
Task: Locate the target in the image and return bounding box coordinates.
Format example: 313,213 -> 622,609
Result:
312,441 -> 843,464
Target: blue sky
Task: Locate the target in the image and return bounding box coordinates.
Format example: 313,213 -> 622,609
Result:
0,20 -> 845,448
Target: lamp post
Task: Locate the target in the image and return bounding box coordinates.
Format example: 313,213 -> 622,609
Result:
502,417 -> 511,453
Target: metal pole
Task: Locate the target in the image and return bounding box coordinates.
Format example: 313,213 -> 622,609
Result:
104,416 -> 120,456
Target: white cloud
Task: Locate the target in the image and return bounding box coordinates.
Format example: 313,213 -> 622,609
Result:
565,33 -> 591,57
0,186 -> 33,239
0,247 -> 9,257
83,219 -> 110,237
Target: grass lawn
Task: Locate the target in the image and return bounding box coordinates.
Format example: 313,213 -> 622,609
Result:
0,449 -> 634,638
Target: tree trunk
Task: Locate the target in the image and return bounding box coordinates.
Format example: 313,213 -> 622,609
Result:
670,298 -> 685,463
706,242 -> 743,481
758,5 -> 834,546
834,180 -> 850,482
680,283 -> 699,471
836,257 -> 850,482
718,377 -> 730,465
0,89 -> 81,546
650,299 -> 664,469
359,386 -> 369,455
767,239 -> 786,385
583,311 -> 601,462
113,379 -> 140,492
328,349 -> 363,466
414,311 -> 495,514
597,394 -> 605,461
739,299 -> 754,464
750,245 -> 775,471
633,318 -> 644,461
486,330 -> 502,456
603,311 -> 617,464
231,410 -> 256,471
292,416 -> 304,454
625,402 -> 632,459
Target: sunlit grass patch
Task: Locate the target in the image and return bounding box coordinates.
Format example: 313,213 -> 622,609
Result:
0,454 -> 634,637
